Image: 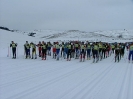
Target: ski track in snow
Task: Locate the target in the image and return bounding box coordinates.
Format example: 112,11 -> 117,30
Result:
0,29 -> 133,99
1,54 -> 132,99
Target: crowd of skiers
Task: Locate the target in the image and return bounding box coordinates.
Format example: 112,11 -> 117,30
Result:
10,40 -> 133,63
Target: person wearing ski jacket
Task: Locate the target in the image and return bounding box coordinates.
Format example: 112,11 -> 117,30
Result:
102,44 -> 106,59
61,42 -> 65,57
74,41 -> 80,59
98,42 -> 103,60
80,42 -> 86,61
128,42 -> 133,62
105,43 -> 110,57
52,42 -> 56,59
55,42 -> 60,60
120,43 -> 125,57
67,42 -> 72,61
86,42 -> 91,60
41,41 -> 47,60
92,42 -> 99,60
10,41 -> 17,59
115,44 -> 121,62
47,42 -> 52,56
64,42 -> 68,59
30,42 -> 37,59
37,41 -> 42,57
111,44 -> 115,54
24,41 -> 31,58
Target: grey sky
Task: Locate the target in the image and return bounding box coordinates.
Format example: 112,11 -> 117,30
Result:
0,0 -> 133,32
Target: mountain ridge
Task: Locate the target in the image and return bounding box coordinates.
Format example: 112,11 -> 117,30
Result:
0,26 -> 133,40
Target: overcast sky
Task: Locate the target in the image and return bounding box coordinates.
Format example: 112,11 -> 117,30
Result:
0,0 -> 133,32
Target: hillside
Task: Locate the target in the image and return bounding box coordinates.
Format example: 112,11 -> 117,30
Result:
1,27 -> 133,43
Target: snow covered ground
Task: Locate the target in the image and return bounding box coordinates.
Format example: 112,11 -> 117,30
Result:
0,29 -> 133,99
16,29 -> 133,42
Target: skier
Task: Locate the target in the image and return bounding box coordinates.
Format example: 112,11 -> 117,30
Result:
61,42 -> 64,57
74,41 -> 80,59
102,43 -> 106,59
24,41 -> 31,59
10,41 -> 17,59
52,42 -> 56,59
67,42 -> 72,61
121,43 -> 125,57
55,42 -> 60,60
92,42 -> 99,63
105,43 -> 110,58
98,42 -> 103,60
111,43 -> 115,54
37,41 -> 42,57
71,43 -> 75,58
126,43 -> 129,51
30,42 -> 37,59
47,42 -> 52,56
128,42 -> 133,63
115,44 -> 121,62
41,41 -> 47,60
80,42 -> 86,62
118,43 -> 122,60
64,42 -> 68,59
86,42 -> 91,60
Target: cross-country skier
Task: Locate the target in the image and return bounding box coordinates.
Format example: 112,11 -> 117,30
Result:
86,41 -> 91,60
74,41 -> 80,59
121,43 -> 125,57
92,42 -> 99,63
55,42 -> 60,60
61,42 -> 64,57
41,41 -> 47,60
111,43 -> 115,54
24,41 -> 31,59
105,43 -> 110,58
30,42 -> 37,59
115,43 -> 121,62
126,43 -> 129,51
67,42 -> 72,61
102,43 -> 106,59
128,42 -> 133,63
10,41 -> 17,59
37,41 -> 42,57
80,42 -> 86,62
118,43 -> 122,60
47,42 -> 52,56
71,43 -> 75,58
64,42 -> 68,59
98,42 -> 103,60
52,42 -> 56,59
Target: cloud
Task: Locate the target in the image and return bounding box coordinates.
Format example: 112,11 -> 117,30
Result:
0,0 -> 133,31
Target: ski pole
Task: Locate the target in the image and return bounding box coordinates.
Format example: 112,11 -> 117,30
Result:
17,47 -> 18,59
24,47 -> 25,59
10,47 -> 11,58
7,46 -> 9,57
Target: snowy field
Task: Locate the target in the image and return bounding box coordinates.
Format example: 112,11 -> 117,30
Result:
0,29 -> 133,99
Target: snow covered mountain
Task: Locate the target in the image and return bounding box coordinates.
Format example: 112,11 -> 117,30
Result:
12,29 -> 133,42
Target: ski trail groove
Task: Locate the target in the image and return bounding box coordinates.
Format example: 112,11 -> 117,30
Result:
6,64 -> 90,99
60,62 -> 115,99
43,62 -> 114,99
117,63 -> 130,99
76,63 -> 117,99
0,61 -> 78,88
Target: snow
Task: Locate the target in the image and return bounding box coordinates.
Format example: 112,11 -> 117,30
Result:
17,29 -> 133,42
0,29 -> 133,99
